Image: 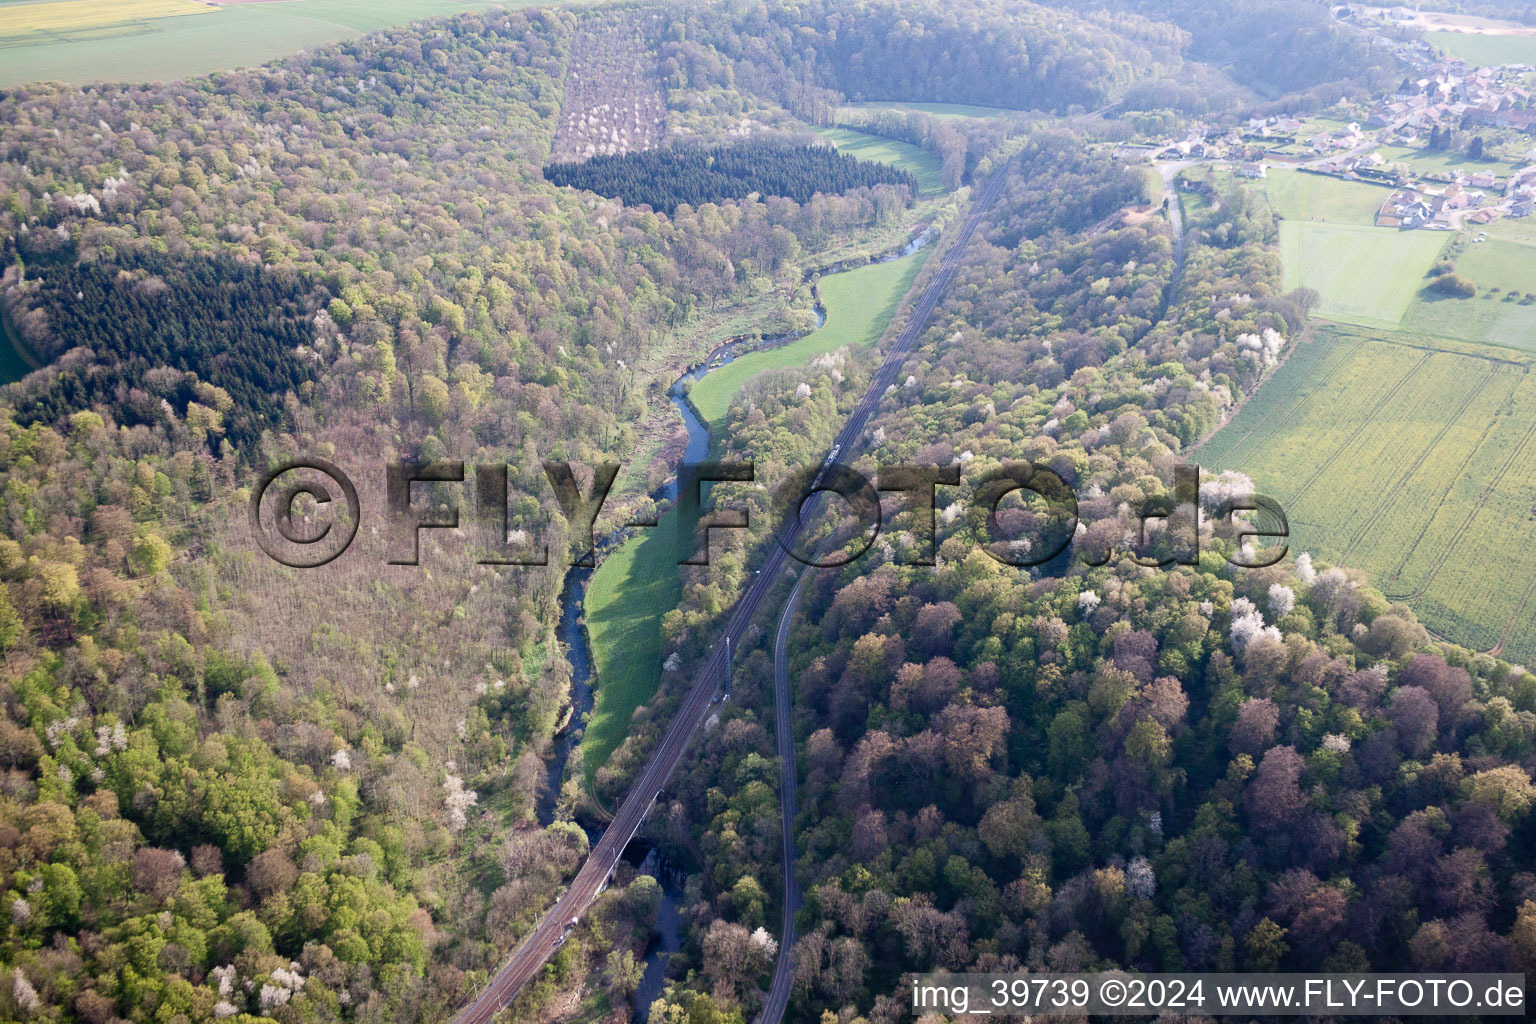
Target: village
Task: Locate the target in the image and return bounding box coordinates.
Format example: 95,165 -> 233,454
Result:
1144,26 -> 1536,235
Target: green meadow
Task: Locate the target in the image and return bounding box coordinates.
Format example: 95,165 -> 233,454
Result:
1426,29 -> 1536,67
687,250 -> 929,427
582,249 -> 927,780
1403,237 -> 1536,351
1258,167 -> 1392,223
817,126 -> 946,196
1280,221 -> 1447,328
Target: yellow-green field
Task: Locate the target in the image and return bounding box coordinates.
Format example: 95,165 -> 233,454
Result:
0,0 -> 543,86
1201,325 -> 1536,663
0,0 -> 210,41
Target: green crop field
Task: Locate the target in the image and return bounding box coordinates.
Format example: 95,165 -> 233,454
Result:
817,127 -> 945,196
583,250 -> 926,780
1279,221 -> 1448,328
1403,238 -> 1536,350
1201,324 -> 1536,663
1427,29 -> 1536,67
0,0 -> 540,86
687,249 -> 929,427
1259,168 -> 1392,223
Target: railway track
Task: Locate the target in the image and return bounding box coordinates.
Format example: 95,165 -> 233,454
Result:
451,157 -> 1012,1024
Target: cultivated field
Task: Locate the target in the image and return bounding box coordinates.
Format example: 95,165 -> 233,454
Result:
0,0 -> 533,86
1201,325 -> 1536,664
816,126 -> 945,196
0,0 -> 210,41
1426,29 -> 1536,67
1280,221 -> 1447,328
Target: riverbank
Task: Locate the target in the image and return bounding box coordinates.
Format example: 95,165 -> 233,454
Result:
579,238 -> 932,790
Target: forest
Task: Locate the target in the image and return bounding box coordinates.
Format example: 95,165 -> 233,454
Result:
543,140 -> 920,215
2,248 -> 323,448
0,0 -> 1526,1021
0,0 -> 1183,1018
594,131 -> 1536,1021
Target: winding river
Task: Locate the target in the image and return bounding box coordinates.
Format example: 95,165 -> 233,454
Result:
538,225 -> 936,1021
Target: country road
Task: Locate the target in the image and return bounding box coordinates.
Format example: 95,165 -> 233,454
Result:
450,157 -> 1013,1024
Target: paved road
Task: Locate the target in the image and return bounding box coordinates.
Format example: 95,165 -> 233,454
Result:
757,571 -> 809,1024
451,158 -> 1013,1024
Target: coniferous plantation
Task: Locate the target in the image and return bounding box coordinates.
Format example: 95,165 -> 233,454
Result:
0,0 -> 1534,1022
543,140 -> 918,215
3,249 -> 321,447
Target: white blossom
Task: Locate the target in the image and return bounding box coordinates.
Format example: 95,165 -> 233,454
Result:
1295,551 -> 1316,585
794,382 -> 812,399
259,984 -> 292,1012
1321,733 -> 1351,753
1268,584 -> 1295,619
12,968 -> 39,1013
1126,856 -> 1157,899
1078,590 -> 1101,612
750,926 -> 778,955
443,774 -> 479,831
331,749 -> 351,770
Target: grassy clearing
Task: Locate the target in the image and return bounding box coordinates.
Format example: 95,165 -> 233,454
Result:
0,0 -> 536,86
1204,325 -> 1536,664
1427,29 -> 1536,66
840,100 -> 1020,119
580,496 -> 690,784
1279,221 -> 1447,328
687,249 -> 929,427
1259,168 -> 1391,224
1403,237 -> 1536,350
1376,144 -> 1521,178
583,251 -> 927,779
817,127 -> 945,196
